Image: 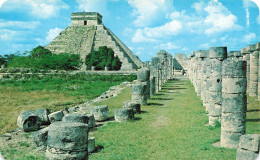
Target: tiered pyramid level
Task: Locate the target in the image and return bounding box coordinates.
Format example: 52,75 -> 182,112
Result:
46,12 -> 142,70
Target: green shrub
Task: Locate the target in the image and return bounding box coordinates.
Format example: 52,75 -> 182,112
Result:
7,46 -> 82,70
85,46 -> 122,70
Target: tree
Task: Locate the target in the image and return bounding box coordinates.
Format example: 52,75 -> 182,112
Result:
85,46 -> 122,71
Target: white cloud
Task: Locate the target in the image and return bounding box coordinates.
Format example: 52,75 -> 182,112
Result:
0,0 -> 7,8
46,28 -> 63,43
0,20 -> 40,29
132,29 -> 157,43
131,0 -> 242,43
0,29 -> 19,41
132,19 -> 182,43
154,42 -> 180,50
243,33 -> 256,43
128,0 -> 174,27
76,0 -> 107,15
204,1 -> 242,35
1,0 -> 69,19
246,8 -> 250,27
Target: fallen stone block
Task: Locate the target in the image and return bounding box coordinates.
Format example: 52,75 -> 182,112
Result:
32,127 -> 49,150
17,111 -> 42,132
86,114 -> 96,128
236,148 -> 259,160
90,105 -> 109,122
123,101 -> 141,113
62,113 -> 88,124
114,108 -> 134,122
46,122 -> 89,160
48,111 -> 64,123
239,134 -> 260,152
34,108 -> 50,125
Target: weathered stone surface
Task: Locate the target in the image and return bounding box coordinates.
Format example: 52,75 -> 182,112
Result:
34,108 -> 50,125
222,78 -> 247,94
209,47 -> 227,59
222,60 -> 246,77
88,137 -> 95,153
236,148 -> 259,160
114,108 -> 134,122
46,149 -> 88,160
48,111 -> 64,123
132,94 -> 146,105
249,51 -> 259,97
222,94 -> 247,113
86,114 -> 96,128
62,113 -> 88,124
123,101 -> 141,113
47,122 -> 89,151
150,77 -> 156,97
90,105 -> 109,121
256,42 -> 260,50
239,134 -> 260,152
17,111 -> 42,132
221,112 -> 246,133
221,131 -> 243,148
131,84 -> 144,95
32,127 -> 49,150
137,69 -> 150,82
247,44 -> 256,52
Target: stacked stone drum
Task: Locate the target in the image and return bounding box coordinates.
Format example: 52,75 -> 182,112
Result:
208,47 -> 227,126
221,60 -> 247,148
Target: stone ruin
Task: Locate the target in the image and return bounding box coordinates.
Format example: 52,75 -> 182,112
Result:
45,12 -> 143,71
12,38 -> 260,159
186,42 -> 260,160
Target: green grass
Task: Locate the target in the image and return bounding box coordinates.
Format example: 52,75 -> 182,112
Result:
1,78 -> 259,160
89,79 -> 259,160
0,74 -> 136,134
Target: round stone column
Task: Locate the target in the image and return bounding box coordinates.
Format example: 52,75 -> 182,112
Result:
46,122 -> 89,160
241,48 -> 250,93
249,50 -> 259,96
221,60 -> 247,148
131,83 -> 146,105
208,47 -> 227,126
151,57 -> 160,93
257,42 -> 260,100
137,68 -> 150,99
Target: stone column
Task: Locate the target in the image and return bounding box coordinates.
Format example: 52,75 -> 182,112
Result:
221,60 -> 247,148
241,48 -> 250,93
137,68 -> 150,99
150,77 -> 156,97
208,47 -> 227,126
189,52 -> 195,84
198,50 -> 209,106
197,50 -> 208,97
46,122 -> 89,159
257,42 -> 260,100
249,46 -> 259,96
132,83 -> 146,105
193,51 -> 199,94
151,57 -> 160,92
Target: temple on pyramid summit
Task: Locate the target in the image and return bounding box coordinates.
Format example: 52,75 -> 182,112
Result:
45,12 -> 143,70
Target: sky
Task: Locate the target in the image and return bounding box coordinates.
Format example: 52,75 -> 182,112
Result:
0,0 -> 259,62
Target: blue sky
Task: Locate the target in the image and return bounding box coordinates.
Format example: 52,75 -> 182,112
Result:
0,0 -> 259,62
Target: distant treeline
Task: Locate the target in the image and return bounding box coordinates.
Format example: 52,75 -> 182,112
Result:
0,46 -> 122,71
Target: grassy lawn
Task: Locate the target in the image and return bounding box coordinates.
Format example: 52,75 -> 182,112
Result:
0,74 -> 136,134
0,78 -> 258,160
90,79 -> 260,160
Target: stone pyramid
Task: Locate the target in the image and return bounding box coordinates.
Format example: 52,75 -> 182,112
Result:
46,12 -> 143,70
